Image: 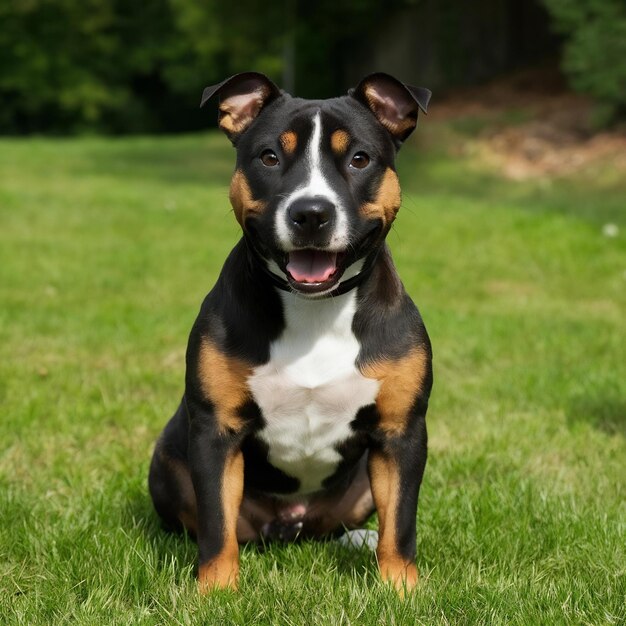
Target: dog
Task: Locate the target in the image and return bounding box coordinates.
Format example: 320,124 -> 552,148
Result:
148,71 -> 433,594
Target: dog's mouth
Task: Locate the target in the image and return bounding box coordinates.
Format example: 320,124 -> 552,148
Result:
284,249 -> 347,294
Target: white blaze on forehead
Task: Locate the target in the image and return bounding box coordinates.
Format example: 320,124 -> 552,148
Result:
275,111 -> 349,251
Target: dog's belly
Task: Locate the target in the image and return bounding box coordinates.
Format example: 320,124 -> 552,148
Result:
248,292 -> 380,494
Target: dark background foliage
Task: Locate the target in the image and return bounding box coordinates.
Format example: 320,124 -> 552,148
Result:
0,0 -> 623,134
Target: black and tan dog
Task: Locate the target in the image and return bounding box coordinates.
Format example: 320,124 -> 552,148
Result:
149,72 -> 433,594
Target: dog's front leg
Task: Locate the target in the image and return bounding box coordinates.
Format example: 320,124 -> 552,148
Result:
368,413 -> 427,595
187,398 -> 244,593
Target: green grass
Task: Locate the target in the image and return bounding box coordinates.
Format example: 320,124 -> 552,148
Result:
1,125 -> 624,625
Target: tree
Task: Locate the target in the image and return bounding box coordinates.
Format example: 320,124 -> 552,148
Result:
542,0 -> 626,124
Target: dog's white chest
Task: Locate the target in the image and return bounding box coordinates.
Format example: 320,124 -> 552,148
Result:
248,291 -> 380,494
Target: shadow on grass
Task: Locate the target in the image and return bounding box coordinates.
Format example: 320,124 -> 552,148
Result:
326,542 -> 378,578
124,488 -> 168,541
567,394 -> 626,437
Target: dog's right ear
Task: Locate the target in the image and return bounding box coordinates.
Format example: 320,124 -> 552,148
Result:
200,72 -> 281,142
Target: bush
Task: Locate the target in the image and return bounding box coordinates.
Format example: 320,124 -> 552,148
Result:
542,0 -> 626,125
0,0 -> 285,134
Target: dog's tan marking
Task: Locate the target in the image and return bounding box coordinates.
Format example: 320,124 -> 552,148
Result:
229,170 -> 266,225
330,129 -> 350,155
178,509 -> 198,537
173,468 -> 197,536
360,167 -> 401,226
279,131 -> 298,155
218,85 -> 271,136
197,338 -> 251,432
198,450 -> 244,592
154,443 -> 198,534
368,451 -> 419,595
167,457 -> 197,534
360,346 -> 428,435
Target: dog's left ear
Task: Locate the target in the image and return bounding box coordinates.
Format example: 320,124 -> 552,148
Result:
200,72 -> 281,141
351,73 -> 431,145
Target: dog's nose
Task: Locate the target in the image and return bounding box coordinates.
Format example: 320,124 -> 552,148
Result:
288,197 -> 335,235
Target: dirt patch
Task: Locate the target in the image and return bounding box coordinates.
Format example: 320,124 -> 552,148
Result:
431,66 -> 626,179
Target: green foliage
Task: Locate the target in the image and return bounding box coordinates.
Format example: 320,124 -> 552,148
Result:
0,0 -> 286,134
0,0 -> 173,132
2,0 -> 625,132
542,0 -> 626,124
0,0 -> 405,133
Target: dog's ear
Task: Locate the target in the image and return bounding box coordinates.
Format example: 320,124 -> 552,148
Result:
351,73 -> 431,145
200,72 -> 281,141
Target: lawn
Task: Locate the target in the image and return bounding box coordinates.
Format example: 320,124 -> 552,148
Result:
0,123 -> 624,625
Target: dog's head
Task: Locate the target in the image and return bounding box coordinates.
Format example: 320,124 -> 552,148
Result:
201,72 -> 430,297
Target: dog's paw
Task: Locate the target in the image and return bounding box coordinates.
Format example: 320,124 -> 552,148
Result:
197,555 -> 239,593
379,557 -> 419,597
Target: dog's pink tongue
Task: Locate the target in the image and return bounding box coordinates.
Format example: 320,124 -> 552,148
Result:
286,250 -> 337,283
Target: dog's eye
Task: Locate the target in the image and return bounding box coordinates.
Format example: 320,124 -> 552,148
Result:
349,152 -> 370,169
260,150 -> 279,167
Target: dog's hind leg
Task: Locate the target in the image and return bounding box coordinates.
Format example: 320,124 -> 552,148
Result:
148,402 -> 198,537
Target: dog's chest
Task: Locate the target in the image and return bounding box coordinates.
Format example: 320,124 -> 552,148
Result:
248,292 -> 380,494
